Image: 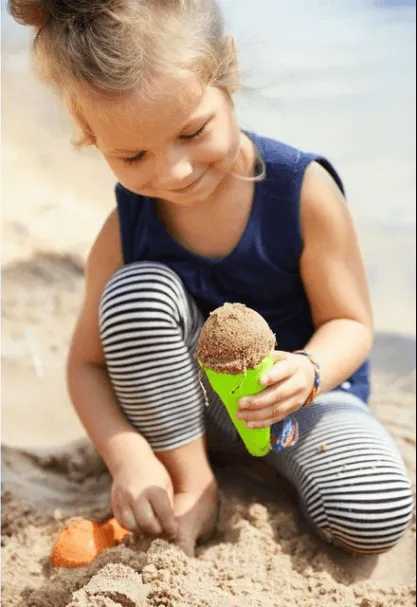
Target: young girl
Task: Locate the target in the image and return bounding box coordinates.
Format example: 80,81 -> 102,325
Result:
11,0 -> 413,557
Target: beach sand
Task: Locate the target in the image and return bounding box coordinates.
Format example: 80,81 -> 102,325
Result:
1,5 -> 416,604
1,381 -> 416,607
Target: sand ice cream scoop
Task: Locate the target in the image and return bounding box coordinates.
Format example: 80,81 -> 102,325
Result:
197,303 -> 298,457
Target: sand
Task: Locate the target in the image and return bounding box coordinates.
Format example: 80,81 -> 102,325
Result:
197,304 -> 276,374
1,417 -> 416,607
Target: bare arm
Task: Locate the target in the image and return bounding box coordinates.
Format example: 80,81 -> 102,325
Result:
67,210 -> 154,475
67,211 -> 182,536
300,161 -> 374,394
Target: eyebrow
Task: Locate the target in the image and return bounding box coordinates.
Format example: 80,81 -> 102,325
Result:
109,113 -> 213,156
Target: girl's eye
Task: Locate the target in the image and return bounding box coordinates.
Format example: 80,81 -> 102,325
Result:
121,121 -> 208,165
123,151 -> 146,165
181,124 -> 207,141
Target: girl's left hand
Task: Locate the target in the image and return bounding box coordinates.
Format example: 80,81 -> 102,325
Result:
237,351 -> 315,428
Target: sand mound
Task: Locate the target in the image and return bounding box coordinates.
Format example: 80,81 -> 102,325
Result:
197,303 -> 276,373
67,563 -> 147,606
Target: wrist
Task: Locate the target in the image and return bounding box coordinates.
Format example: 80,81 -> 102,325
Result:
167,460 -> 216,494
157,436 -> 215,494
103,431 -> 153,477
294,350 -> 321,405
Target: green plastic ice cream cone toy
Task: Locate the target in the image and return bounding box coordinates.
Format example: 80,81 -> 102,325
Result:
197,303 -> 276,457
202,354 -> 274,457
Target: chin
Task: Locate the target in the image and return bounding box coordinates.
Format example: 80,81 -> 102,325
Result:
151,168 -> 226,204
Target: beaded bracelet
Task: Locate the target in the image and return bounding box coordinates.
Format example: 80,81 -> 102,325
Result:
294,350 -> 321,407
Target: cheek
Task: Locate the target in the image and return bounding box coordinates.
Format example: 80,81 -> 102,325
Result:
216,114 -> 241,164
198,126 -> 240,169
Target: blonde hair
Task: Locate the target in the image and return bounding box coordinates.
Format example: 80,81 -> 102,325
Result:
9,0 -> 239,146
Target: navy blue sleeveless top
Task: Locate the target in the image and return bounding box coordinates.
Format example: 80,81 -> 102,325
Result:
116,132 -> 370,403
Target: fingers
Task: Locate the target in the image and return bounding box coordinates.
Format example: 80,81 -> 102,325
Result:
239,374 -> 300,414
238,350 -> 315,427
112,491 -> 138,532
238,370 -> 305,427
111,492 -> 125,528
174,530 -> 196,558
120,506 -> 139,532
240,398 -> 296,428
113,488 -> 163,536
260,353 -> 295,386
147,487 -> 179,539
114,489 -> 178,538
131,496 -> 164,536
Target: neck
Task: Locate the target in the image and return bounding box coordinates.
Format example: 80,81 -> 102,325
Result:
232,131 -> 257,179
205,131 -> 257,205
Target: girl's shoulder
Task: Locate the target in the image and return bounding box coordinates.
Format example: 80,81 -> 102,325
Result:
249,132 -> 345,197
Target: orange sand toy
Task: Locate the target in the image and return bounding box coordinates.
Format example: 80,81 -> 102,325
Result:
101,517 -> 130,545
50,518 -> 130,568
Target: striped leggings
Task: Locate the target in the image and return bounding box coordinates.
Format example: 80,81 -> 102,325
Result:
100,262 -> 414,555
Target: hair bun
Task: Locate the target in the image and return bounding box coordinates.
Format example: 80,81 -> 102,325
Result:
8,0 -> 49,29
8,0 -> 115,29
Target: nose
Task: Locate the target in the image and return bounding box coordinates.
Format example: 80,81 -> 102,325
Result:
155,144 -> 194,189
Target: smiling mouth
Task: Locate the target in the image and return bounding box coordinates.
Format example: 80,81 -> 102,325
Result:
169,171 -> 207,194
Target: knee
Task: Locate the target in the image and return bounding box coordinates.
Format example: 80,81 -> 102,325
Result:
99,262 -> 185,332
303,474 -> 414,556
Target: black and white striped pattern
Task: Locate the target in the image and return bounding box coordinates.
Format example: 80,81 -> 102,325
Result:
99,261 -> 414,554
100,262 -> 205,451
267,394 -> 414,554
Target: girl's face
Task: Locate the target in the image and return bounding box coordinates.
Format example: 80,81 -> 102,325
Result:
80,78 -> 249,206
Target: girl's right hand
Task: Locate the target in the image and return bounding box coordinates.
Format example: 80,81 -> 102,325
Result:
111,454 -> 179,540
